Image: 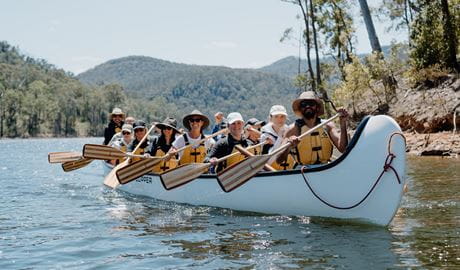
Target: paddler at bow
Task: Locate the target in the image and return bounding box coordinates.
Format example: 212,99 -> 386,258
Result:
168,110 -> 215,165
277,91 -> 349,167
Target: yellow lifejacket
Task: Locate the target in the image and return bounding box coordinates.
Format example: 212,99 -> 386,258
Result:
247,140 -> 262,156
114,126 -> 122,134
130,139 -> 151,162
151,148 -> 178,173
225,148 -> 247,169
295,120 -> 333,165
179,134 -> 207,165
271,153 -> 296,170
116,143 -> 128,164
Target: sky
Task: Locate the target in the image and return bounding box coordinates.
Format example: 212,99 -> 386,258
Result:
0,0 -> 407,74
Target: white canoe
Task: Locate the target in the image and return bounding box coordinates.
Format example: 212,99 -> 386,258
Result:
104,115 -> 406,226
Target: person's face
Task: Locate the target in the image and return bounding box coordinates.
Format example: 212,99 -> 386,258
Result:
271,114 -> 287,126
300,100 -> 318,119
162,127 -> 173,137
229,121 -> 244,137
125,117 -> 135,125
134,128 -> 146,140
189,118 -> 204,131
215,114 -> 223,122
122,131 -> 132,142
247,126 -> 260,140
112,114 -> 123,125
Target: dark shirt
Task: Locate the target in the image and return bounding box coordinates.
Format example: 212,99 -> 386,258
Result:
148,136 -> 175,156
206,134 -> 250,172
103,121 -> 124,145
127,136 -> 157,153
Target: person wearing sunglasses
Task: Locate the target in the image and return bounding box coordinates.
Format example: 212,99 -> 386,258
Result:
109,124 -> 133,165
148,117 -> 181,173
169,110 -> 215,165
127,120 -> 157,162
103,108 -> 125,145
277,91 -> 349,167
260,105 -> 296,170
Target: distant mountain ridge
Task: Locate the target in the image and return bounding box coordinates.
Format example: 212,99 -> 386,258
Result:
78,56 -> 299,121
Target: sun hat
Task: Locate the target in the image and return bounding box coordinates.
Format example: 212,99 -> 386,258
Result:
109,108 -> 125,119
269,105 -> 288,116
183,110 -> 210,130
132,120 -> 146,130
121,124 -> 133,133
156,117 -> 180,133
245,118 -> 266,127
227,112 -> 244,124
292,91 -> 324,117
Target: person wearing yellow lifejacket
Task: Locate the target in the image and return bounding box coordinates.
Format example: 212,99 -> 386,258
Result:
206,112 -> 252,173
244,118 -> 265,155
260,105 -> 296,170
169,110 -> 215,165
110,124 -> 133,165
277,91 -> 349,167
103,108 -> 125,145
127,120 -> 156,162
148,117 -> 180,173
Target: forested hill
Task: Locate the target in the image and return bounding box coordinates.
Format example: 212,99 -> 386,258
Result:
77,56 -> 299,121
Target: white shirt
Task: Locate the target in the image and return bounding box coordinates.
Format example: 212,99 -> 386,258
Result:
172,133 -> 215,159
260,123 -> 289,164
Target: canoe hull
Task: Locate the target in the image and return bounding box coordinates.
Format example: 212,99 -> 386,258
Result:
105,115 -> 406,226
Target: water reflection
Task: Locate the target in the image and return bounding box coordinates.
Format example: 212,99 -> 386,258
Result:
98,156 -> 460,268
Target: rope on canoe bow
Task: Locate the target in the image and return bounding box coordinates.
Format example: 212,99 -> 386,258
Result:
300,132 -> 405,210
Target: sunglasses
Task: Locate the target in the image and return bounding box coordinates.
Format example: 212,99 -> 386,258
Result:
122,131 -> 131,135
300,100 -> 317,108
189,118 -> 202,123
163,127 -> 173,130
113,114 -> 123,118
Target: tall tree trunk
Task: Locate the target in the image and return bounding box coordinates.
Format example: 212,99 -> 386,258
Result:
440,0 -> 459,72
309,0 -> 322,91
358,0 -> 382,53
298,0 -> 316,92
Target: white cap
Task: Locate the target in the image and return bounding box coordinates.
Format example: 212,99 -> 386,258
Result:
269,105 -> 288,116
227,112 -> 244,124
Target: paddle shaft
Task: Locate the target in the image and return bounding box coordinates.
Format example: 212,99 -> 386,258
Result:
174,128 -> 228,154
234,144 -> 275,171
214,141 -> 266,164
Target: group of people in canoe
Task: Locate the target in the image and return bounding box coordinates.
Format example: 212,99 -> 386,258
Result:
102,91 -> 349,173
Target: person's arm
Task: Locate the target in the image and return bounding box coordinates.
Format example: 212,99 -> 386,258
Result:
326,108 -> 349,153
276,125 -> 299,164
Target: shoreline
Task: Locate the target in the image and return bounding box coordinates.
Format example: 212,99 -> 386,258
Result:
2,132 -> 458,158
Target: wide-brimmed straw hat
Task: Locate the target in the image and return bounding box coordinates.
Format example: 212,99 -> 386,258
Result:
292,91 -> 324,117
156,117 -> 180,133
109,108 -> 125,119
183,110 -> 210,130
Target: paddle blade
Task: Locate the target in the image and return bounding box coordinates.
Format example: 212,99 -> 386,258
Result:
217,155 -> 271,192
61,158 -> 93,172
48,152 -> 82,163
83,144 -> 126,160
116,157 -> 163,185
160,163 -> 210,190
103,160 -> 129,188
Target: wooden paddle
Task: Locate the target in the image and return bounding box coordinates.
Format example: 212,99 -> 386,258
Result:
217,114 -> 340,192
103,124 -> 157,189
115,128 -> 229,185
160,142 -> 266,190
82,144 -> 147,160
48,151 -> 82,163
61,157 -> 93,172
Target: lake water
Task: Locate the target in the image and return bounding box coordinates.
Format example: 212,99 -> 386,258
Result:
0,138 -> 458,269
